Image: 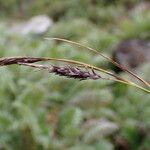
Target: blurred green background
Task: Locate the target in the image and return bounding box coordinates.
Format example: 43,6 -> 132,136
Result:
0,0 -> 150,150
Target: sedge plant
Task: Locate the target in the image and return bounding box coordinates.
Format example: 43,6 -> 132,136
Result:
0,38 -> 149,93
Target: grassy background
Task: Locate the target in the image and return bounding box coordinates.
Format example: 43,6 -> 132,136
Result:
0,0 -> 150,150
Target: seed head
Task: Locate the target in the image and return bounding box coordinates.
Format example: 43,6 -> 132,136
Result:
51,65 -> 101,80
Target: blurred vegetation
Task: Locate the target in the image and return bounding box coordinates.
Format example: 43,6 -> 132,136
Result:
0,0 -> 150,150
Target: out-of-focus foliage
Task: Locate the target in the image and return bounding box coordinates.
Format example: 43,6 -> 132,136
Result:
0,0 -> 150,150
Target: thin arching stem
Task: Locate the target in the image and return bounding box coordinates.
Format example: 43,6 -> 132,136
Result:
45,38 -> 150,87
19,62 -> 150,93
0,56 -> 149,93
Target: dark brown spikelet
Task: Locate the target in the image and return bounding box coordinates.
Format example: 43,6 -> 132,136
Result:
0,57 -> 46,66
51,66 -> 101,80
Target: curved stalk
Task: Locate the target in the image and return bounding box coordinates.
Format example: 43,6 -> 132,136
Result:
41,57 -> 150,93
19,62 -> 150,93
0,56 -> 149,93
45,37 -> 150,87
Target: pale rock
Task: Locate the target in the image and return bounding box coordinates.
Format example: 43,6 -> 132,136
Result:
12,15 -> 53,35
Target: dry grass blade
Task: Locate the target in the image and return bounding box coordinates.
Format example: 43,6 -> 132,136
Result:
45,37 -> 150,87
0,56 -> 150,93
